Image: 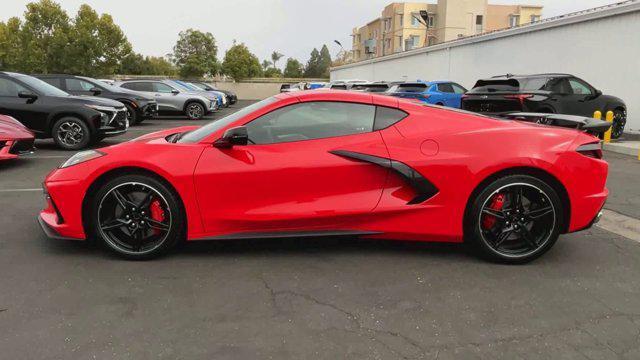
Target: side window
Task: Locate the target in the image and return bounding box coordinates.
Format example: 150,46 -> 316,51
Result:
374,106 -> 408,130
437,83 -> 455,93
548,78 -> 572,94
246,101 -> 376,144
0,78 -> 28,97
41,78 -> 62,88
451,83 -> 467,94
331,84 -> 347,90
65,78 -> 95,92
568,78 -> 592,95
153,83 -> 175,93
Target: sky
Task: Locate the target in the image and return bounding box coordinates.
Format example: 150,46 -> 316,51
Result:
1,0 -> 621,68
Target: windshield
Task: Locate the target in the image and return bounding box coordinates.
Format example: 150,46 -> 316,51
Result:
168,80 -> 193,92
80,77 -> 129,94
174,80 -> 200,91
179,97 -> 278,143
16,74 -> 69,97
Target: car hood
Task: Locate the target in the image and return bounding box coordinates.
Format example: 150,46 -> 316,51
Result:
129,126 -> 201,143
62,95 -> 125,108
0,115 -> 34,139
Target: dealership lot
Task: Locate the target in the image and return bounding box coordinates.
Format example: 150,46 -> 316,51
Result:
1,101 -> 640,359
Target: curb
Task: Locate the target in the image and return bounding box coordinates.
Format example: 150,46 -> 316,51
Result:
603,141 -> 640,157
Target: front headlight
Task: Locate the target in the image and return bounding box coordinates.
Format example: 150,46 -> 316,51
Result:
60,150 -> 105,168
85,104 -> 118,112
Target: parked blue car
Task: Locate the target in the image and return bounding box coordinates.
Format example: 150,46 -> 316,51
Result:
386,80 -> 468,108
173,80 -> 226,107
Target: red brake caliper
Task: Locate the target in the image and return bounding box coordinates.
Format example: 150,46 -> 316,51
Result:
149,199 -> 165,235
482,193 -> 505,230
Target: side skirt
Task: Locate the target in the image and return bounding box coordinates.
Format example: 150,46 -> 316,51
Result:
193,230 -> 382,241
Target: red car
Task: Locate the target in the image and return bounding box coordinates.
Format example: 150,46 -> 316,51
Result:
0,115 -> 35,161
39,91 -> 608,263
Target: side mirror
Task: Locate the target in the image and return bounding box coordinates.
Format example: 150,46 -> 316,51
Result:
594,89 -> 603,98
171,89 -> 180,95
213,126 -> 249,148
18,91 -> 38,102
90,87 -> 102,95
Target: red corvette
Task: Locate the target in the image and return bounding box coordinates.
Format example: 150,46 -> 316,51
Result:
39,91 -> 608,263
0,115 -> 35,161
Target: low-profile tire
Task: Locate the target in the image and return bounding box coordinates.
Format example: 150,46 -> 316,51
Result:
52,116 -> 92,150
611,108 -> 626,139
87,174 -> 184,260
124,103 -> 140,126
466,175 -> 564,264
185,102 -> 205,120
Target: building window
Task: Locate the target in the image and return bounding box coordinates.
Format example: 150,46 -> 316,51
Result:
404,35 -> 420,51
428,36 -> 437,46
398,36 -> 403,50
530,15 -> 541,23
411,13 -> 421,27
384,18 -> 391,32
475,15 -> 484,33
398,13 -> 403,27
384,38 -> 391,53
427,15 -> 435,28
509,15 -> 520,27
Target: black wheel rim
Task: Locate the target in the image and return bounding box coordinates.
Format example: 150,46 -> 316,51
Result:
612,110 -> 626,138
57,121 -> 84,147
187,104 -> 203,119
478,183 -> 556,258
97,182 -> 172,255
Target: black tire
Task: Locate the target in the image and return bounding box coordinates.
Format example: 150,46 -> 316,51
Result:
185,102 -> 205,120
123,103 -> 139,126
611,108 -> 626,139
87,174 -> 185,260
466,175 -> 563,264
51,116 -> 92,150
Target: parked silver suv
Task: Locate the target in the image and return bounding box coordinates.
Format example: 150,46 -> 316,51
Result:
115,79 -> 218,120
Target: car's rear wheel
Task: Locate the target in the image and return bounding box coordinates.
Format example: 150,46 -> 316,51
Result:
88,175 -> 184,260
185,102 -> 205,120
467,175 -> 563,264
52,117 -> 91,150
611,108 -> 626,139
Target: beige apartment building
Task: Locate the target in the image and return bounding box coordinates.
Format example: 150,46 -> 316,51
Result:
351,0 -> 542,61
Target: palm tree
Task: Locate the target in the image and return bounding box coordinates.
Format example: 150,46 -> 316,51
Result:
261,59 -> 271,71
271,51 -> 284,69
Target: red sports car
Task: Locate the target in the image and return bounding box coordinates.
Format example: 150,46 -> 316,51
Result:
39,91 -> 609,263
0,114 -> 35,161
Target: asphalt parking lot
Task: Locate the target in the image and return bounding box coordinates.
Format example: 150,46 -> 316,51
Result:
1,100 -> 640,359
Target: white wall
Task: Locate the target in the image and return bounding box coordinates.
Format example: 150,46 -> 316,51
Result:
332,2 -> 640,133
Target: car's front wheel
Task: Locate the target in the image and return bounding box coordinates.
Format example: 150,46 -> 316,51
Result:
185,102 -> 205,120
124,103 -> 141,126
611,108 -> 626,139
52,117 -> 92,150
467,175 -> 563,264
88,174 -> 184,260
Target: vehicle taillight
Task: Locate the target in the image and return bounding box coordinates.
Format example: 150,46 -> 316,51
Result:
576,142 -> 603,159
504,94 -> 534,105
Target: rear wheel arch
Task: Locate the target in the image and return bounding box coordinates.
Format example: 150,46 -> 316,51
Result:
463,166 -> 571,235
47,112 -> 93,137
81,167 -> 187,240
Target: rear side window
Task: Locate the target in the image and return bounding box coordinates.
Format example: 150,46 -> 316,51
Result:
331,84 -> 347,90
437,83 -> 455,93
520,77 -> 549,91
374,106 -> 408,130
397,83 -> 427,93
122,82 -> 153,92
41,78 -> 62,88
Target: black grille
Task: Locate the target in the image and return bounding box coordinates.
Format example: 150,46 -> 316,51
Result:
114,110 -> 127,122
9,138 -> 35,155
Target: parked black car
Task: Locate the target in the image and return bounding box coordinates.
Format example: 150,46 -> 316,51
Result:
461,73 -> 627,138
0,72 -> 128,150
36,74 -> 158,125
189,82 -> 237,105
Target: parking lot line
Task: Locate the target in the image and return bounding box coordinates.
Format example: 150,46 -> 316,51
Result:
597,209 -> 640,242
0,188 -> 42,192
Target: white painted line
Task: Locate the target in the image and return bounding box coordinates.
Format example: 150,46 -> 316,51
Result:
596,209 -> 640,242
0,188 -> 42,192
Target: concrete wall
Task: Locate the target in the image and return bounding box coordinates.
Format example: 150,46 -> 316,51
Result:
332,2 -> 640,133
212,81 -> 283,100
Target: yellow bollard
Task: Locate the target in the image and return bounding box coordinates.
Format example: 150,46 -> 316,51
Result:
603,111 -> 614,143
593,110 -> 602,120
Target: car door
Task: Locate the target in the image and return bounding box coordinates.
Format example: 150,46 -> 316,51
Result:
566,77 -> 601,116
436,83 -> 457,107
193,100 -> 391,235
0,77 -> 48,133
151,82 -> 182,111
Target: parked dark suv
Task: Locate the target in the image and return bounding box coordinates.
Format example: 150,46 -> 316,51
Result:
462,74 -> 627,138
0,72 -> 128,150
36,74 -> 158,125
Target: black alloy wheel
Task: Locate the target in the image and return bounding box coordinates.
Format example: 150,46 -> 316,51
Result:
124,103 -> 139,126
611,109 -> 627,139
186,102 -> 205,120
468,175 -> 563,263
52,117 -> 91,150
90,175 -> 184,259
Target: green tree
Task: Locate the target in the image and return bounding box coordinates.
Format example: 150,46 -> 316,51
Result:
0,18 -> 24,71
221,42 -> 262,80
304,48 -> 321,77
20,0 -> 71,73
319,44 -> 332,78
264,67 -> 282,78
261,59 -> 271,71
67,4 -> 132,76
271,51 -> 283,69
283,57 -> 303,78
172,29 -> 218,78
143,56 -> 176,76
